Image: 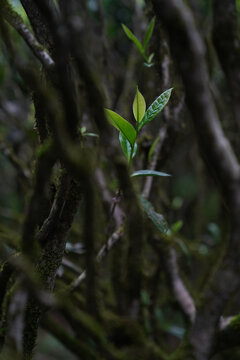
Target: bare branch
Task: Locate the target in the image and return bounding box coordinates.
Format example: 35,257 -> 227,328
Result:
70,226 -> 123,290
166,248 -> 196,322
151,237 -> 196,323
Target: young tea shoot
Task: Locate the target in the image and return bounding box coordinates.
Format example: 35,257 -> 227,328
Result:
122,17 -> 155,67
105,86 -> 173,177
105,87 -> 173,235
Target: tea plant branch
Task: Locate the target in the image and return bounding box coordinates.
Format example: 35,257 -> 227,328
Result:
21,141 -> 56,258
142,119 -> 168,199
41,316 -> 96,359
72,187 -> 194,326
23,178 -> 81,358
72,87 -> 173,300
19,0 -> 55,51
61,258 -> 82,275
166,248 -> 196,322
142,95 -> 184,199
212,314 -> 240,355
6,59 -> 86,357
95,168 -> 124,229
139,84 -> 194,323
0,261 -> 13,320
0,249 -> 55,310
151,0 -> 240,190
142,45 -> 174,198
1,0 -> 54,69
0,139 -> 31,187
151,0 -> 240,358
212,0 -> 240,130
37,171 -> 70,245
71,227 -> 123,289
150,235 -> 196,323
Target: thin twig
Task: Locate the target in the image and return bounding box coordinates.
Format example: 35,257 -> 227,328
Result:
61,258 -> 82,275
0,140 -> 31,186
70,226 -> 123,290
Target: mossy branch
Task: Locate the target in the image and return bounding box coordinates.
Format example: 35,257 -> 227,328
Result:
1,0 -> 54,69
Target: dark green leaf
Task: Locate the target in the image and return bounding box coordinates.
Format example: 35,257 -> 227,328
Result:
105,109 -> 136,147
138,195 -> 168,234
138,88 -> 173,131
131,170 -> 171,177
143,17 -> 155,51
119,132 -> 137,162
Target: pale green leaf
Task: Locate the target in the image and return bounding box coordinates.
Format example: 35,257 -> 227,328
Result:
80,126 -> 86,134
131,170 -> 171,177
133,87 -> 146,123
138,88 -> 173,131
144,61 -> 155,68
105,109 -> 136,147
84,132 -> 99,138
143,17 -> 155,51
138,195 -> 168,234
147,53 -> 155,63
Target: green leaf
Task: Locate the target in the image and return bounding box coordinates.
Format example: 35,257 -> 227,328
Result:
122,24 -> 145,58
148,135 -> 160,162
141,290 -> 150,306
84,132 -> 99,138
171,220 -> 183,233
131,170 -> 171,177
144,62 -> 154,68
133,87 -> 146,123
119,132 -> 137,162
138,88 -> 173,131
80,126 -> 86,134
105,109 -> 136,147
147,53 -> 155,64
143,17 -> 155,51
139,195 -> 168,233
